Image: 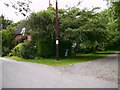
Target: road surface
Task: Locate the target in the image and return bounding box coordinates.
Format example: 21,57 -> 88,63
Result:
0,54 -> 118,88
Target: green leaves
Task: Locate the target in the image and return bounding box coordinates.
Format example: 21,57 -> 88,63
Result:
26,8 -> 56,57
25,4 -> 119,56
1,25 -> 16,56
59,6 -> 112,53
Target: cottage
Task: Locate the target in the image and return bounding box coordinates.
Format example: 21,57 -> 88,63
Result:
15,24 -> 31,41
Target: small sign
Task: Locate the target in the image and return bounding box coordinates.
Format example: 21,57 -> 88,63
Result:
56,40 -> 59,44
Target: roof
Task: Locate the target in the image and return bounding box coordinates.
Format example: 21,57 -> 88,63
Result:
16,25 -> 23,35
16,20 -> 26,35
16,21 -> 31,35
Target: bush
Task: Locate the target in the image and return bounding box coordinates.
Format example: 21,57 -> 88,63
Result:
59,40 -> 72,57
35,39 -> 72,58
32,38 -> 72,58
12,40 -> 37,59
2,47 -> 10,56
1,26 -> 16,56
35,39 -> 56,58
23,40 -> 37,59
106,35 -> 120,50
12,43 -> 25,57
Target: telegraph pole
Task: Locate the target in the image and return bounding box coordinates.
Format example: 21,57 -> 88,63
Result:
55,0 -> 59,60
49,0 -> 50,7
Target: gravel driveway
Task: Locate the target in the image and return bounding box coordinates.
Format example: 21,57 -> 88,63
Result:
55,53 -> 119,84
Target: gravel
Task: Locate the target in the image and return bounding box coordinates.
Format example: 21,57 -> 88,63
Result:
54,53 -> 119,84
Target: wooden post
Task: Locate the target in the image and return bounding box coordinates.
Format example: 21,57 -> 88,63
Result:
55,0 -> 59,60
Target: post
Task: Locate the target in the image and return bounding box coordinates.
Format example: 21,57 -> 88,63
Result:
49,0 -> 50,7
55,0 -> 59,60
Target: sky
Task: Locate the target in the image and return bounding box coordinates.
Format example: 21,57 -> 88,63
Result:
0,0 -> 108,22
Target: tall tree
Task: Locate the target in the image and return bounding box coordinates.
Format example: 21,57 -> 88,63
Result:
106,1 -> 120,49
26,7 -> 56,57
62,7 -> 109,53
0,15 -> 13,29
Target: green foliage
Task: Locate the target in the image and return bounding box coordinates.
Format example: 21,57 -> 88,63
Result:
12,43 -> 25,57
62,7 -> 110,53
25,5 -> 119,58
1,25 -> 16,56
12,40 -> 36,59
0,15 -> 13,29
26,7 -> 56,58
3,2 -> 119,59
59,40 -> 72,57
104,2 -> 120,50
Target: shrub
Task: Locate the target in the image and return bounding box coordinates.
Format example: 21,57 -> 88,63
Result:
12,43 -> 25,57
35,39 -> 56,58
32,37 -> 72,58
59,40 -> 72,57
1,26 -> 16,56
12,40 -> 37,59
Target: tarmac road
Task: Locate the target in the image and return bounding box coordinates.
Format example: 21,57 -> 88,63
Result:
0,57 -> 118,88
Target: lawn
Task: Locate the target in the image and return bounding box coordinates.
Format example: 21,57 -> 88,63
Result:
6,50 -> 118,66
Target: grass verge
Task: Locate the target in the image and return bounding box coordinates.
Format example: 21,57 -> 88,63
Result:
5,50 -> 118,66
